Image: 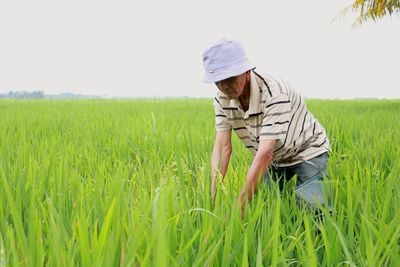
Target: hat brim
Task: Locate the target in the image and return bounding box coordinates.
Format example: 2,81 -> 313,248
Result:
203,60 -> 255,83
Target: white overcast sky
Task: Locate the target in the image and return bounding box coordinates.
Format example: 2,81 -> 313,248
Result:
1,0 -> 399,99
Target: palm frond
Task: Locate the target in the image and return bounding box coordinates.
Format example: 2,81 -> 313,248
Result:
351,0 -> 400,25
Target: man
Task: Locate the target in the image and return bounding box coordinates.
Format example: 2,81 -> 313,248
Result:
202,38 -> 332,216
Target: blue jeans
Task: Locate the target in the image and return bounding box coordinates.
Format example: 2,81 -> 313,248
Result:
265,152 -> 332,211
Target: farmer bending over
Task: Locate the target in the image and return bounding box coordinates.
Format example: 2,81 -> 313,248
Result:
202,38 -> 332,216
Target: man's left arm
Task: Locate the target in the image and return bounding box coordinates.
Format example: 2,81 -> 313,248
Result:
238,139 -> 276,210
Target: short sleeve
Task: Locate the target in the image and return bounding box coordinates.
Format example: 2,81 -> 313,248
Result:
259,93 -> 291,141
213,97 -> 232,132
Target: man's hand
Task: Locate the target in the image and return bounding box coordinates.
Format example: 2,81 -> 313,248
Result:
210,130 -> 232,204
211,178 -> 216,204
238,139 -> 276,218
238,191 -> 246,220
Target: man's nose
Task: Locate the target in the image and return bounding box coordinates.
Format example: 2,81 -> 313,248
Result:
221,83 -> 230,91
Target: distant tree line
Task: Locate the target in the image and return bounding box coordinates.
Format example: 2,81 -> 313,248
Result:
0,90 -> 45,99
0,90 -> 103,99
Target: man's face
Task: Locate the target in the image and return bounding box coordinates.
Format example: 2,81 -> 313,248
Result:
215,72 -> 248,100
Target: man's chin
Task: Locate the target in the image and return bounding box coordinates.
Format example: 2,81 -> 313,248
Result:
227,94 -> 238,100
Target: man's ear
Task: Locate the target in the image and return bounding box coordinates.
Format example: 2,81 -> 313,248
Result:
246,70 -> 251,81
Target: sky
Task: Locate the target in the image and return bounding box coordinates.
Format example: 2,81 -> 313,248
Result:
1,0 -> 399,99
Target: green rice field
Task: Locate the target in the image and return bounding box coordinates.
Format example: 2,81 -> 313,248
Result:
1,99 -> 399,266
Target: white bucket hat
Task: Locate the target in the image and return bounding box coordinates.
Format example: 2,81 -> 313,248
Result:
202,38 -> 255,83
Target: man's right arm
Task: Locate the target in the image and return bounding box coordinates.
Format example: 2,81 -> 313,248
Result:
211,130 -> 232,203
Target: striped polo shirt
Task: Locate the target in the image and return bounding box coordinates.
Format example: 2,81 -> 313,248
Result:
214,70 -> 330,167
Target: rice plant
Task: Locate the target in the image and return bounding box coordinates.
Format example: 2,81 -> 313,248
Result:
0,99 -> 399,266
